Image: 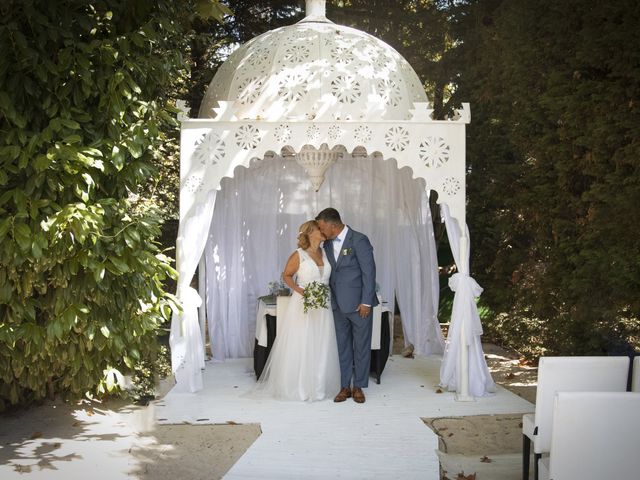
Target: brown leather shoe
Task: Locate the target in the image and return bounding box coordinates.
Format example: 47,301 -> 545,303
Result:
352,387 -> 365,404
334,387 -> 351,402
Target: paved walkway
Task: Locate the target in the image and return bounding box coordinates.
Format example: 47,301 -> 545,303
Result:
154,355 -> 534,479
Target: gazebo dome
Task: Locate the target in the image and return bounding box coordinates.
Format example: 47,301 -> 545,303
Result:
199,6 -> 427,122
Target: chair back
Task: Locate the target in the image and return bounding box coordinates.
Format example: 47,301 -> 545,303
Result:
548,391 -> 640,480
533,356 -> 629,453
632,356 -> 640,392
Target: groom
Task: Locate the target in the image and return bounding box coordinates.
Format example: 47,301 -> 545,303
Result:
316,208 -> 378,404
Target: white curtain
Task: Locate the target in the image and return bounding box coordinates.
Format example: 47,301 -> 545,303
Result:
170,189 -> 217,392
439,203 -> 496,397
204,154 -> 445,361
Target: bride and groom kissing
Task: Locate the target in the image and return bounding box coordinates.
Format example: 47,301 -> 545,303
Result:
252,208 -> 379,404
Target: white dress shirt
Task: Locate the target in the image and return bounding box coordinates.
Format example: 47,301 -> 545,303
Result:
332,225 -> 348,260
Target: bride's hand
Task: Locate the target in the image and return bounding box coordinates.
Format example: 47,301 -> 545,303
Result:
294,286 -> 305,295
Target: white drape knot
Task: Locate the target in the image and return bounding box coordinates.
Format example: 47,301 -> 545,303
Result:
448,272 -> 483,298
448,273 -> 484,344
177,284 -> 203,309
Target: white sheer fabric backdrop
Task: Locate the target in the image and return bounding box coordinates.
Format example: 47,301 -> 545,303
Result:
439,203 -> 496,397
204,154 -> 445,361
170,189 -> 216,392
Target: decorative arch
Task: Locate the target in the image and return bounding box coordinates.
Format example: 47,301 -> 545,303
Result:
180,101 -> 469,231
202,152 -> 444,367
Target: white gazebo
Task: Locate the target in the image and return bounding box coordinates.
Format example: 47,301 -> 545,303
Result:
170,0 -> 495,400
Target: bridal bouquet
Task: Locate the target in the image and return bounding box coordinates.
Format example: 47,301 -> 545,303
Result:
302,281 -> 330,313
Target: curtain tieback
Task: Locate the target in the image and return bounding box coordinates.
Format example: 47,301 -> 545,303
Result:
448,272 -> 483,298
448,272 -> 484,343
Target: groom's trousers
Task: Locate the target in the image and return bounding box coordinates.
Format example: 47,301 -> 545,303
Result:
333,308 -> 374,388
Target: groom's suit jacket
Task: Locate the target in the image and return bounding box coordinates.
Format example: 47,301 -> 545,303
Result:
324,226 -> 379,313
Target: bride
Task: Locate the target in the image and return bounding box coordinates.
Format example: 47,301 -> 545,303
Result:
252,220 -> 340,401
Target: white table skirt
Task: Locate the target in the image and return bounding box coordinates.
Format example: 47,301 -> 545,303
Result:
255,299 -> 277,346
256,296 -> 389,349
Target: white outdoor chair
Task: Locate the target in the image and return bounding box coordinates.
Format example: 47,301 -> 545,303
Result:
632,356 -> 640,392
522,356 -> 629,480
538,391 -> 640,480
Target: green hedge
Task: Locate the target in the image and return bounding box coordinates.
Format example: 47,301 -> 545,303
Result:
0,0 -> 191,410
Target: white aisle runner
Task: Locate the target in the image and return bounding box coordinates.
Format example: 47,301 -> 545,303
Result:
153,356 -> 533,479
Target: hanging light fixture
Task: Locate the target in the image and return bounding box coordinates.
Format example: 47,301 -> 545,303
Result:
294,143 -> 343,192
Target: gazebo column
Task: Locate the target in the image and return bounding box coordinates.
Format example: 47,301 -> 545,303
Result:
456,233 -> 474,402
198,256 -> 207,359
439,202 -> 495,399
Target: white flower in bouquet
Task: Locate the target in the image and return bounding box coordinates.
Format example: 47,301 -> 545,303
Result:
302,281 -> 330,313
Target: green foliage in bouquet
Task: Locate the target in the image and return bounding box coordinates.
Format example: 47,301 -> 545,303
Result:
302,281 -> 330,314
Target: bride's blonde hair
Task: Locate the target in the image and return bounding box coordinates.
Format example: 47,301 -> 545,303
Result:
297,220 -> 318,249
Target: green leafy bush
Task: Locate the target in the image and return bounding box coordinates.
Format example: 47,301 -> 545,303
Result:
0,0 -> 188,410
128,344 -> 172,404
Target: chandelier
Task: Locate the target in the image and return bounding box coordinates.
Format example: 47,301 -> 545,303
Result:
294,143 -> 343,191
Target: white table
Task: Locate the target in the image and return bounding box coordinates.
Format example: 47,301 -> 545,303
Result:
256,296 -> 388,348
254,296 -> 391,382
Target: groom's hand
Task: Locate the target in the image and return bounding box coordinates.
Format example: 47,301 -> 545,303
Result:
357,304 -> 371,318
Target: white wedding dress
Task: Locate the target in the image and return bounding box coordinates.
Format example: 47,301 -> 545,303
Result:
252,248 -> 340,401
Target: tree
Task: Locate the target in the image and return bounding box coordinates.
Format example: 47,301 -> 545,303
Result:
0,0 -> 228,410
451,0 -> 640,356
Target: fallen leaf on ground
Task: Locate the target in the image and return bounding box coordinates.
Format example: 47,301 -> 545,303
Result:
30,431 -> 43,439
226,421 -> 239,425
456,472 -> 476,480
480,455 -> 492,463
435,388 -> 443,394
